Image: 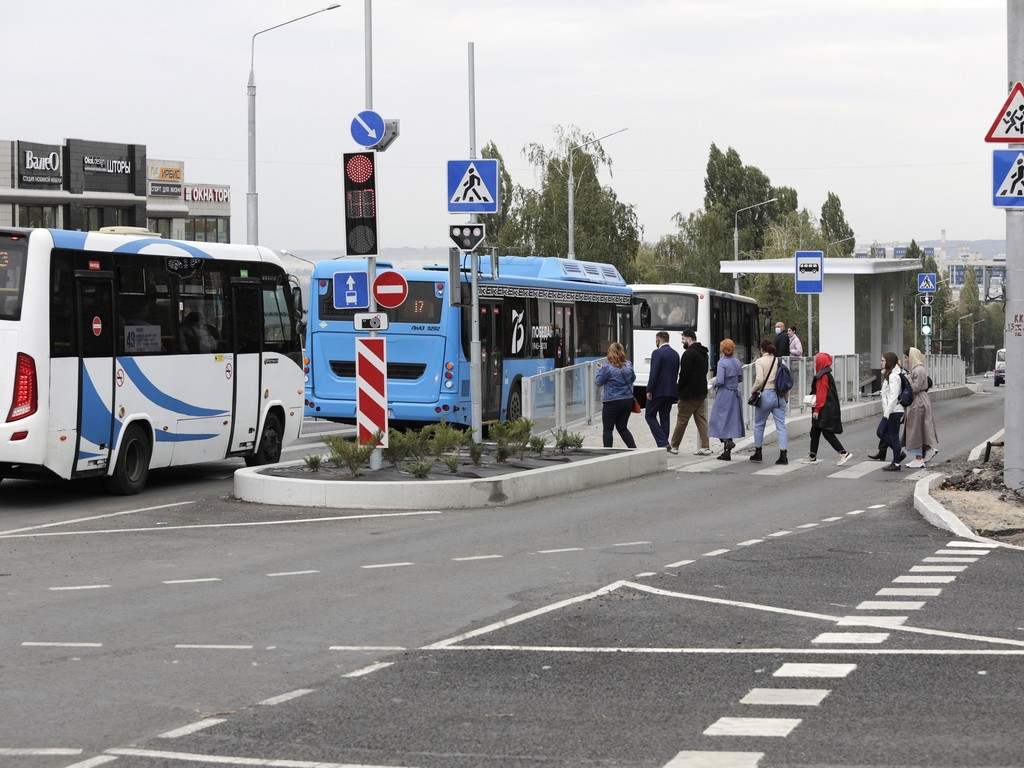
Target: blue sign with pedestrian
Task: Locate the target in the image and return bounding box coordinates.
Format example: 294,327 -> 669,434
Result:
332,271 -> 370,310
794,250 -> 824,295
350,110 -> 385,149
992,150 -> 1024,207
917,272 -> 938,293
447,159 -> 500,214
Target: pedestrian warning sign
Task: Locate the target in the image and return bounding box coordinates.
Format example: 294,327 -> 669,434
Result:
985,82 -> 1024,142
447,159 -> 500,214
992,150 -> 1024,208
917,272 -> 937,294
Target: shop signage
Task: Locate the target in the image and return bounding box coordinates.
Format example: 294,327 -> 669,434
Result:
149,182 -> 182,197
18,141 -> 64,188
84,155 -> 132,175
152,166 -> 182,182
184,185 -> 230,204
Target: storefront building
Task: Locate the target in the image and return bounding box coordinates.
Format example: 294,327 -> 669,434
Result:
1,138 -> 230,241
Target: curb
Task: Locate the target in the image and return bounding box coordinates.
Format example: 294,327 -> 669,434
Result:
912,472 -> 1024,552
235,447 -> 667,510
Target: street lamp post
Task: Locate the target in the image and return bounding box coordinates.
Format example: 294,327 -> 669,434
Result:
971,318 -> 985,374
247,4 -> 341,246
732,197 -> 778,295
566,128 -> 627,260
956,313 -> 972,361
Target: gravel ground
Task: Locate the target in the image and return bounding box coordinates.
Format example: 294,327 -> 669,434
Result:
935,446 -> 1024,545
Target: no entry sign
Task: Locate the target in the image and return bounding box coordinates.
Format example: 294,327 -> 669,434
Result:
372,270 -> 408,309
355,336 -> 388,447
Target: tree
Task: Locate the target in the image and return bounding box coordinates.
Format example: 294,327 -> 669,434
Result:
820,192 -> 855,256
479,142 -> 516,250
703,144 -> 773,253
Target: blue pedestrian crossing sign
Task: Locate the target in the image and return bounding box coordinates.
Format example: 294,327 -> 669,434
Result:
350,110 -> 386,149
794,250 -> 824,294
447,159 -> 500,214
992,150 -> 1024,208
917,272 -> 937,293
332,271 -> 370,310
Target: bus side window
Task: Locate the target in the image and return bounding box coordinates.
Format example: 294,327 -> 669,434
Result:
178,263 -> 228,355
262,273 -> 301,364
632,299 -> 651,330
50,253 -> 77,357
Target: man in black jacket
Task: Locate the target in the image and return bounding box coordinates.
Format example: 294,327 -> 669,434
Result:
774,322 -> 791,359
669,328 -> 711,455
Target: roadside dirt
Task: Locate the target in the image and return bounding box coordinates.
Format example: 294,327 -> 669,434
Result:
935,446 -> 1024,546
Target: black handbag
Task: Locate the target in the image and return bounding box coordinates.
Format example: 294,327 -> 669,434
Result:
747,356 -> 777,407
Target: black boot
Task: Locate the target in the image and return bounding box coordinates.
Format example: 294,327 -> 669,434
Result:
775,449 -> 788,465
749,447 -> 763,462
717,442 -> 732,461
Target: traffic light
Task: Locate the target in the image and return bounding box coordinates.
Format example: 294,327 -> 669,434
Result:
343,152 -> 377,256
920,304 -> 933,336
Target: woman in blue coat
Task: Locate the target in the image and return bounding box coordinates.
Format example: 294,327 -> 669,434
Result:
709,338 -> 745,460
594,342 -> 637,449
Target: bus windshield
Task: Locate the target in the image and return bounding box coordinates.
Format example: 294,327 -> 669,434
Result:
996,348 -> 1006,364
635,291 -> 698,330
0,235 -> 29,321
317,279 -> 443,324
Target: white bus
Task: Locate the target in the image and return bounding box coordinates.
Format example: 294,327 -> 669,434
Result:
630,284 -> 765,392
0,228 -> 305,494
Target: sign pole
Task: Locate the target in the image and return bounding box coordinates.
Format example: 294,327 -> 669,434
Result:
807,294 -> 813,359
1007,0 -> 1024,489
467,41 -> 483,443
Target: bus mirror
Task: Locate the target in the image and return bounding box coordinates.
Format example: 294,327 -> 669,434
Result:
291,286 -> 305,318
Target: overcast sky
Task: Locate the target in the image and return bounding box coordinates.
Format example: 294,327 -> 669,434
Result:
3,0 -> 1011,251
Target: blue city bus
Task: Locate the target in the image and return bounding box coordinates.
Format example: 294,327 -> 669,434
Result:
304,255 -> 633,426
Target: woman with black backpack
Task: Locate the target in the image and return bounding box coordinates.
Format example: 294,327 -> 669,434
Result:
878,351 -> 906,472
801,352 -> 853,465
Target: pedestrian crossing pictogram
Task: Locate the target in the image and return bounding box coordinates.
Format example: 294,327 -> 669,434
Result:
991,150 -> 1024,207
447,159 -> 500,213
996,152 -> 1024,197
449,162 -> 494,205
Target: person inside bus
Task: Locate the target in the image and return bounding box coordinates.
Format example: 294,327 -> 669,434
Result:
181,311 -> 218,353
667,304 -> 685,326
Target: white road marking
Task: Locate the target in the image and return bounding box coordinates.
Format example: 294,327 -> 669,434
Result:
752,462 -> 805,476
677,458 -> 728,473
536,548 -> 584,554
740,688 -> 830,706
635,572 -> 657,578
0,510 -> 443,539
438,644 -> 1024,656
829,462 -> 886,480
837,615 -> 908,627
846,510 -> 865,515
158,719 -> 226,739
736,539 -> 763,546
106,749 -> 414,768
0,748 -> 83,755
922,557 -> 978,563
768,530 -> 791,537
49,584 -> 111,591
665,559 -> 695,568
174,644 -> 254,650
266,570 -> 319,577
423,581 -> 629,649
877,587 -> 942,597
258,689 -> 315,706
0,501 -> 195,537
774,663 -> 856,678
662,751 -> 764,768
796,523 -> 819,529
904,469 -> 930,482
343,661 -> 393,678
820,516 -> 843,522
856,601 -> 925,610
328,645 -> 407,651
451,555 -> 503,561
894,575 -> 956,584
22,642 -> 102,648
704,717 -> 801,737
163,578 -> 221,584
703,549 -> 730,557
868,504 -> 887,509
812,632 -> 890,644
935,549 -> 989,556
945,540 -> 996,548
613,541 -> 652,547
911,565 -> 968,573
62,756 -> 119,768
360,562 -> 414,569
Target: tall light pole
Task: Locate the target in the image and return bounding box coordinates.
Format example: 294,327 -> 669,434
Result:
566,127 -> 628,260
956,313 -> 972,361
247,4 -> 341,245
732,197 -> 778,295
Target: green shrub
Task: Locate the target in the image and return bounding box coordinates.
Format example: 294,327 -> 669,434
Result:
324,432 -> 380,478
303,454 -> 323,472
443,454 -> 460,473
495,442 -> 511,463
382,429 -> 412,467
407,459 -> 433,479
429,421 -> 464,459
469,442 -> 484,466
529,436 -> 547,456
554,428 -> 585,454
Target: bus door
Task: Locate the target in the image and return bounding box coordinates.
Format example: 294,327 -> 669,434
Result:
73,271 -> 117,475
480,302 -> 503,420
553,304 -> 574,367
229,279 -> 263,453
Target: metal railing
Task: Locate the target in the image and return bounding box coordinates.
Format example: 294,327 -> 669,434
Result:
924,354 -> 967,389
735,356 -> 860,429
521,359 -> 603,433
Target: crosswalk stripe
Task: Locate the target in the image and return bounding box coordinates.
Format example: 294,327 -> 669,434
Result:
773,662 -> 856,678
945,541 -> 994,548
662,751 -> 764,767
911,565 -> 968,572
893,575 -> 956,584
922,557 -> 977,563
837,615 -> 908,626
740,688 -> 830,706
703,717 -> 802,737
828,461 -> 887,480
856,600 -> 925,610
876,587 -> 942,597
752,462 -> 806,476
934,549 -> 989,556
811,632 -> 890,644
678,458 -> 728,473
904,469 -> 930,482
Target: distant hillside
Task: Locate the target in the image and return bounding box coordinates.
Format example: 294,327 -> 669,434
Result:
918,239 -> 1006,259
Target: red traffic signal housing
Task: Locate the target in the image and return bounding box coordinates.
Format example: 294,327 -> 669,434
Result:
344,152 -> 378,256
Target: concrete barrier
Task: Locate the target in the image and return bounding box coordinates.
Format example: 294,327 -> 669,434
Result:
235,447 -> 667,510
912,472 -> 1024,552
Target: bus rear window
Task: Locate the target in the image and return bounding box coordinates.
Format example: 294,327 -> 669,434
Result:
318,279 -> 443,324
633,291 -> 698,330
0,235 -> 29,321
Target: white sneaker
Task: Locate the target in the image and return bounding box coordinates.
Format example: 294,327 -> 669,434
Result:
924,448 -> 938,461
907,458 -> 925,468
800,456 -> 818,464
837,452 -> 853,466
694,448 -> 713,456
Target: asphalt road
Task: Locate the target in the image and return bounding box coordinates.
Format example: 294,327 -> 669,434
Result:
0,385 -> 1019,768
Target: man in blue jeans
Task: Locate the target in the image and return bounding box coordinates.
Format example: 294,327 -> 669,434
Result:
645,331 -> 680,449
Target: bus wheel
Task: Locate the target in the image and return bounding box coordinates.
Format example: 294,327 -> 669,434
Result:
507,384 -> 523,421
105,424 -> 151,495
246,412 -> 283,467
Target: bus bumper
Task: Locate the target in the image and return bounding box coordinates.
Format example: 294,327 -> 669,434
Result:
303,393 -> 470,426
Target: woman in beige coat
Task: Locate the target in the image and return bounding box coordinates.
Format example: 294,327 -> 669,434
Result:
904,347 -> 938,468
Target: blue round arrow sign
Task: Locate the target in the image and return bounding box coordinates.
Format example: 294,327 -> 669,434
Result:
350,110 -> 385,148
